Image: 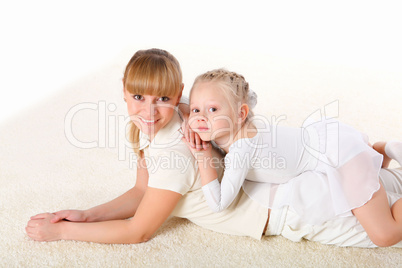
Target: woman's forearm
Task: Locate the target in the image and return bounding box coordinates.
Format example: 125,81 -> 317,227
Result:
85,187 -> 145,222
61,219 -> 147,244
85,151 -> 149,222
27,186 -> 181,243
61,187 -> 181,244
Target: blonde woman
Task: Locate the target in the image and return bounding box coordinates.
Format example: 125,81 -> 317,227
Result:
26,49 -> 268,243
26,50 -> 402,248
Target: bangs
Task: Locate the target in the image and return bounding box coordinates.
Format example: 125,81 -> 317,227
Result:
125,55 -> 182,97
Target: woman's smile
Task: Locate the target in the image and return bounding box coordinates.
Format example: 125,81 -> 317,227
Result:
124,91 -> 182,139
138,117 -> 160,126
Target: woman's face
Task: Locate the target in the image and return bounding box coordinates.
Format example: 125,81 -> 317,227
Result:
124,89 -> 182,139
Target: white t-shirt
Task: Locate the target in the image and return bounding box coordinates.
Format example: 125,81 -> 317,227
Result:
139,112 -> 269,240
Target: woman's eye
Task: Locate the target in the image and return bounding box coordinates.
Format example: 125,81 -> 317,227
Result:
133,95 -> 143,101
191,108 -> 200,113
209,107 -> 217,112
158,96 -> 170,102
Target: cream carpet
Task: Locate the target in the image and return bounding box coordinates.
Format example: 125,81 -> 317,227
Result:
1,46 -> 402,267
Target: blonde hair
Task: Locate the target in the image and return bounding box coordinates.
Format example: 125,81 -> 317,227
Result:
191,68 -> 256,122
123,48 -> 183,154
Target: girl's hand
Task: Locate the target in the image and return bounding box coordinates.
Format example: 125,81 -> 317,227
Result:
179,101 -> 208,151
26,213 -> 65,242
182,137 -> 212,161
181,120 -> 209,151
30,210 -> 88,223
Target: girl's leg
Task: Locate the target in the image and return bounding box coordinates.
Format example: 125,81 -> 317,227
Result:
352,183 -> 402,247
373,141 -> 402,168
392,199 -> 402,224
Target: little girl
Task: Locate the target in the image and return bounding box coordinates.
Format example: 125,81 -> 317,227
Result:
185,68 -> 402,247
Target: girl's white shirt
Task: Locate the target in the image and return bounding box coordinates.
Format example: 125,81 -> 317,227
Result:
202,123 -> 319,213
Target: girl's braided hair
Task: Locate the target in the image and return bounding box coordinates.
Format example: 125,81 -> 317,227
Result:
191,68 -> 257,122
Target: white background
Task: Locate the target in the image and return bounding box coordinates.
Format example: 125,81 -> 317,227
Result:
1,0 -> 401,125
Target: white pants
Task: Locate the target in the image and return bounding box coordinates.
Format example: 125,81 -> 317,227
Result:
266,168 -> 402,248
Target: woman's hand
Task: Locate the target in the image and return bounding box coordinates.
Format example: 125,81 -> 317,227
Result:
26,188 -> 183,244
52,210 -> 89,223
30,210 -> 88,223
26,213 -> 65,242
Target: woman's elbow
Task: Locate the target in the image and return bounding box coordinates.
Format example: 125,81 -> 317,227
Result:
126,223 -> 156,244
135,235 -> 152,243
128,230 -> 154,244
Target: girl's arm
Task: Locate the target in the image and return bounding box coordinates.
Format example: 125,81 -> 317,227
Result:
183,137 -> 217,186
200,151 -> 249,213
195,148 -> 218,186
26,187 -> 182,243
184,138 -> 250,213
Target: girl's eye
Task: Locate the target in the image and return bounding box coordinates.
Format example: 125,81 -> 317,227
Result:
209,107 -> 217,112
191,108 -> 200,113
158,96 -> 170,102
133,95 -> 143,101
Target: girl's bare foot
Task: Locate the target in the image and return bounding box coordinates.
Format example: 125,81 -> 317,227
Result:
385,141 -> 402,167
373,141 -> 392,168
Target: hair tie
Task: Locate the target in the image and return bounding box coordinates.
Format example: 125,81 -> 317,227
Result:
247,89 -> 257,109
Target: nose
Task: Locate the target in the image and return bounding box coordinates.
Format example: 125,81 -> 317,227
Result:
189,113 -> 206,126
144,99 -> 158,117
197,116 -> 206,122
196,109 -> 207,120
194,114 -> 207,122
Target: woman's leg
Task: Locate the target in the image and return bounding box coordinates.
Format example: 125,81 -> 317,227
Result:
352,183 -> 402,247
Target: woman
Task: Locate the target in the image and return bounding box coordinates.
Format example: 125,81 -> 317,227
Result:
26,48 -> 268,243
26,48 -> 402,247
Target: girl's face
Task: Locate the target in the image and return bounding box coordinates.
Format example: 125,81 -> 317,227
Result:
124,89 -> 182,139
189,81 -> 238,143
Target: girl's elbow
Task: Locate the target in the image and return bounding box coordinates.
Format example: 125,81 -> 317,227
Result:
206,199 -> 227,213
211,205 -> 224,213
